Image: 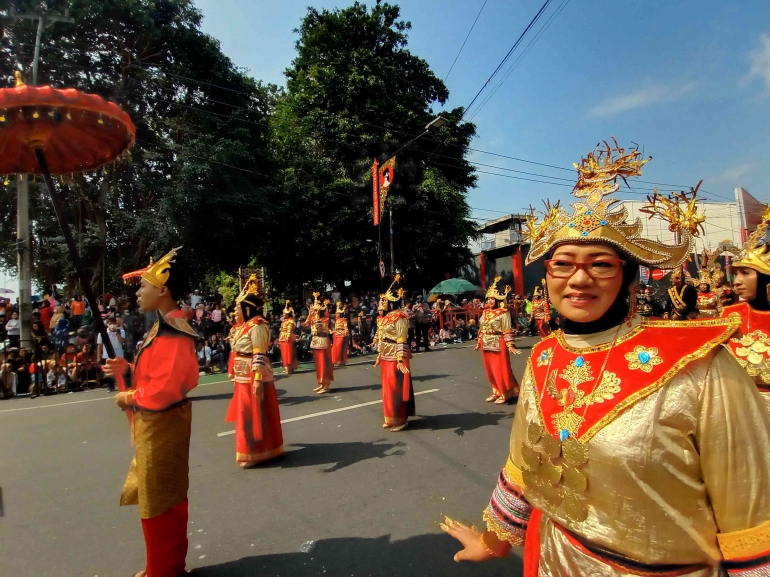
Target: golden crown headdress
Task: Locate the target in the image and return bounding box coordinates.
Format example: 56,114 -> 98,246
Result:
698,250 -> 714,285
235,274 -> 265,304
485,276 -> 511,305
384,274 -> 406,302
524,139 -> 704,269
335,300 -> 346,315
311,291 -> 324,312
283,300 -> 295,316
122,246 -> 182,287
733,206 -> 770,276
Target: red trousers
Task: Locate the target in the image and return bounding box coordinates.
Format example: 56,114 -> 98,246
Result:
141,499 -> 188,577
535,318 -> 549,338
313,348 -> 334,386
481,344 -> 519,400
279,341 -> 298,373
381,358 -> 416,426
331,335 -> 348,366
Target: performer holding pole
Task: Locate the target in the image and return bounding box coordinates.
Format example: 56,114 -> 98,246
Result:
476,276 -> 521,404
278,301 -> 299,374
107,247 -> 199,577
331,301 -> 350,367
225,275 -> 284,468
374,275 -> 415,432
305,292 -> 334,393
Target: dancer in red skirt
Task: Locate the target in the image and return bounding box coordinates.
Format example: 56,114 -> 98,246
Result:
305,292 -> 334,393
278,301 -> 299,374
225,274 -> 283,468
331,301 -> 349,367
476,276 -> 521,404
374,275 -> 415,432
530,284 -> 550,338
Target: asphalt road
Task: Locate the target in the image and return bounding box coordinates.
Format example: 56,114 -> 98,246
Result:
0,340 -> 536,577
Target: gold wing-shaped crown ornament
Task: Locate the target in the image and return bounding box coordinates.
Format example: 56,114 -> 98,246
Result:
698,249 -> 713,285
283,300 -> 295,316
379,274 -> 406,310
485,276 -> 511,307
122,246 -> 183,287
524,138 -> 704,269
235,274 -> 265,304
733,205 -> 770,276
336,300 -> 346,315
311,291 -> 324,313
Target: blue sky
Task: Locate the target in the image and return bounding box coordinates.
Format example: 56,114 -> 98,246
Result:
193,0 -> 770,222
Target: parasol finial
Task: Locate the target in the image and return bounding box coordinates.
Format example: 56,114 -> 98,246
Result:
14,71 -> 25,87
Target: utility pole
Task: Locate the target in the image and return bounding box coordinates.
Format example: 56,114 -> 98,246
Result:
9,8 -> 74,349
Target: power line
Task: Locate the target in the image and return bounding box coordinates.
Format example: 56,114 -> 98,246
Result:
20,53 -> 736,202
462,0 -> 553,118
443,0 -> 488,82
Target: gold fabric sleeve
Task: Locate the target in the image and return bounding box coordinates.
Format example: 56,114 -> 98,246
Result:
697,348 -> 770,544
249,323 -> 273,382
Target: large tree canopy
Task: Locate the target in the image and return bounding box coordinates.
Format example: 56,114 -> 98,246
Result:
264,1 -> 478,291
0,0 -> 478,295
0,0 -> 276,291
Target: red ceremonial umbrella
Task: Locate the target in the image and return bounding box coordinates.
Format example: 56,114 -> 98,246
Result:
0,73 -> 136,359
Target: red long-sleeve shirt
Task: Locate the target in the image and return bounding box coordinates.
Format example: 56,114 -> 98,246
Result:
127,310 -> 199,411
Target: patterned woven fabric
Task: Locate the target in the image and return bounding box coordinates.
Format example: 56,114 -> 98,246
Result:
484,466 -> 532,546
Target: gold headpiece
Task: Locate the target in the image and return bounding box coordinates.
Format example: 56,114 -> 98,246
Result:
485,276 -> 511,305
384,274 -> 405,303
235,274 -> 265,304
283,300 -> 295,316
524,139 -> 703,269
336,301 -> 346,315
311,291 -> 324,312
733,206 -> 770,276
122,246 -> 182,287
698,250 -> 713,285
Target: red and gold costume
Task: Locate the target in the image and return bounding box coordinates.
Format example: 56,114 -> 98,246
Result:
305,292 -> 334,392
478,276 -> 520,402
721,211 -> 770,414
466,141 -> 770,575
278,301 -> 298,374
119,247 -> 199,577
531,286 -> 550,338
331,301 -> 349,367
374,276 -> 415,429
224,275 -> 283,465
697,251 -> 721,318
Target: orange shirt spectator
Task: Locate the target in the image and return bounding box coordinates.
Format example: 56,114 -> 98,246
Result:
71,298 -> 86,316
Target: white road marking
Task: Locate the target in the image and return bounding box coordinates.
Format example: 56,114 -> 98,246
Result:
216,388 -> 440,437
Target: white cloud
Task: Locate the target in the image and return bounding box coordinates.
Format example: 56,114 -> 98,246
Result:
713,162 -> 755,183
590,82 -> 696,117
748,34 -> 770,93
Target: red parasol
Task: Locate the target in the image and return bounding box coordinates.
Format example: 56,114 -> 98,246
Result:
0,73 -> 136,362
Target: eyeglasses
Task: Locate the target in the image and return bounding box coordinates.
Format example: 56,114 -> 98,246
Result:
544,258 -> 626,279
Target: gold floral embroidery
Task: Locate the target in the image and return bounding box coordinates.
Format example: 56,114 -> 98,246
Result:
624,345 -> 663,373
536,348 -> 553,367
546,356 -> 621,439
732,330 -> 770,383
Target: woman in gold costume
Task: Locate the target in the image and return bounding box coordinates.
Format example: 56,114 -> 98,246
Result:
445,141 -> 770,576
721,209 -> 770,413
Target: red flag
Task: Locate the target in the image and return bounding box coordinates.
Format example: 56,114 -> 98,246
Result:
372,158 -> 380,226
378,157 -> 396,215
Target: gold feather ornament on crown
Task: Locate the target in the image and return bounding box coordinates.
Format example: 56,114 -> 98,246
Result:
235,274 -> 265,304
524,139 -> 703,269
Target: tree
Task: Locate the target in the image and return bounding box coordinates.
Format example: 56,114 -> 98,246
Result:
264,1 -> 478,291
0,0 -> 277,293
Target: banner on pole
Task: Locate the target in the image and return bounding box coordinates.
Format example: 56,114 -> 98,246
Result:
372,158 -> 380,226
379,260 -> 386,279
378,156 -> 396,215
639,266 -> 650,284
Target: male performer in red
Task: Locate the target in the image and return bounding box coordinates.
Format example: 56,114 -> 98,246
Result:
106,247 -> 199,577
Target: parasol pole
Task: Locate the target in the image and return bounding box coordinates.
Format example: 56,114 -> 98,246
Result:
34,148 -> 116,360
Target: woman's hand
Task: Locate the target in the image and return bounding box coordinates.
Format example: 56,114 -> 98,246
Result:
474,343 -> 480,351
397,360 -> 410,374
441,517 -> 493,563
373,355 -> 381,367
252,380 -> 264,400
507,345 -> 522,355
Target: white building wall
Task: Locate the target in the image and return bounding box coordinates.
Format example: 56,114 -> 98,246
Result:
620,201 -> 742,254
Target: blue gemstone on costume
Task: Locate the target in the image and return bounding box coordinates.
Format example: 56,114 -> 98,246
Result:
581,231 -> 588,237
586,210 -> 593,216
559,429 -> 570,442
575,356 -> 585,367
540,351 -> 548,361
568,222 -> 574,228
600,220 -> 607,225
638,351 -> 651,364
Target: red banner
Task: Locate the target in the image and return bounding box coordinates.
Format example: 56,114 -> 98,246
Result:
372,158 -> 380,226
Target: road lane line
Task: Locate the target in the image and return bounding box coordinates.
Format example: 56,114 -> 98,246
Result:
216,388 -> 441,437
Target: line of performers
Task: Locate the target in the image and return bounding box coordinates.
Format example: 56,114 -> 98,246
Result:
442,140 -> 770,576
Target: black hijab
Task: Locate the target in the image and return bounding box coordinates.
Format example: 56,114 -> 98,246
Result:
562,260 -> 638,335
749,271 -> 770,311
